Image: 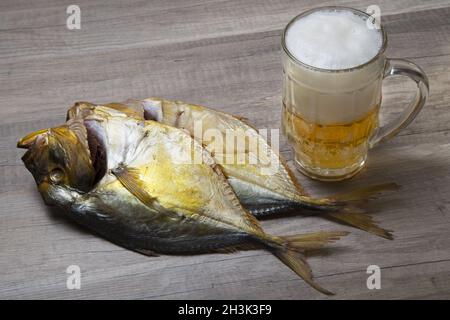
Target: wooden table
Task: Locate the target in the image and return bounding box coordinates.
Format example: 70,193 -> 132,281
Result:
1,0 -> 449,299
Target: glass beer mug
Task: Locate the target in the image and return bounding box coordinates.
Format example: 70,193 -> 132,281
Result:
281,6 -> 429,181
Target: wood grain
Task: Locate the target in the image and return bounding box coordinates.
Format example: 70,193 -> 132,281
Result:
0,0 -> 449,299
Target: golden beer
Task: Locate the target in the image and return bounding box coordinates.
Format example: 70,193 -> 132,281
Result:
282,102 -> 379,171
281,7 -> 428,180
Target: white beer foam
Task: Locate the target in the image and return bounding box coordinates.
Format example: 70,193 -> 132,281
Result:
286,10 -> 382,70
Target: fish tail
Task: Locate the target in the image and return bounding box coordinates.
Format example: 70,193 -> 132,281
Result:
325,211 -> 393,240
278,231 -> 350,250
322,183 -> 399,240
272,249 -> 333,295
327,182 -> 400,203
261,231 -> 349,295
291,183 -> 399,240
250,185 -> 399,239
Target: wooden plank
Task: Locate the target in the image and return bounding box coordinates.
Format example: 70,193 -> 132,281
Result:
1,1 -> 449,61
1,7 -> 449,123
2,38 -> 450,169
151,260 -> 450,300
2,135 -> 450,299
0,1 -> 449,299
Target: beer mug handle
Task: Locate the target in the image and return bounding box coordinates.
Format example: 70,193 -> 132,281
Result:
369,58 -> 429,148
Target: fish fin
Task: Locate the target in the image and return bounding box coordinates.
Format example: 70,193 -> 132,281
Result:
323,183 -> 399,240
329,183 -> 400,203
248,200 -> 394,239
279,231 -> 350,250
209,163 -> 265,234
270,245 -> 334,295
112,165 -> 156,208
219,231 -> 348,255
261,230 -> 349,295
284,183 -> 398,239
326,211 -> 394,240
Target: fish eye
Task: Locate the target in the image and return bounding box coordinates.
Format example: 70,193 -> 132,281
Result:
49,168 -> 64,184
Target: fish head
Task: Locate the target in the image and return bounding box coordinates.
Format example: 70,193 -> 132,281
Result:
18,125 -> 96,206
